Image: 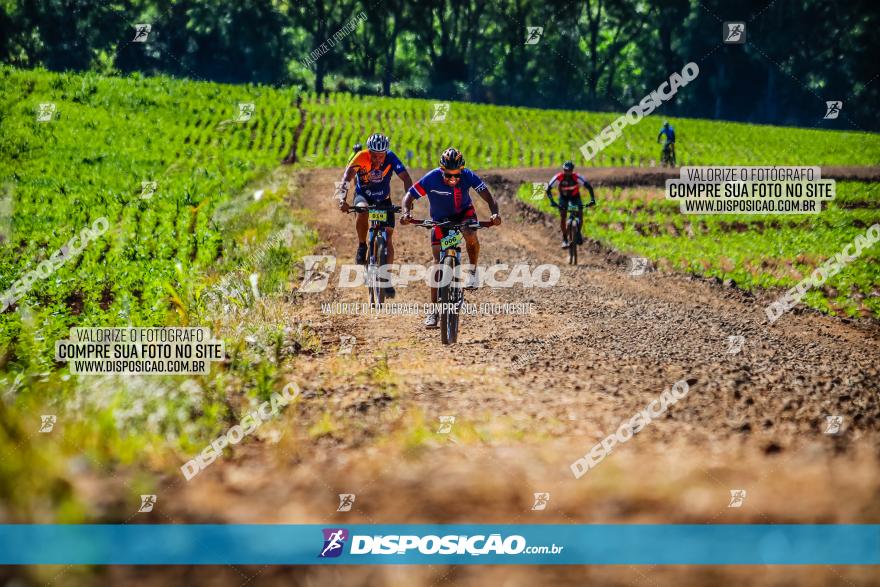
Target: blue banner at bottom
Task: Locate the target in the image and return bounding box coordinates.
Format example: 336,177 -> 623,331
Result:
1,524 -> 878,565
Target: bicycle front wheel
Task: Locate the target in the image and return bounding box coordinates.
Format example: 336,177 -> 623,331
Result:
439,254 -> 460,344
568,220 -> 579,265
369,235 -> 386,305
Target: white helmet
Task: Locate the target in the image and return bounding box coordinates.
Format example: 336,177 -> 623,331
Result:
366,133 -> 390,153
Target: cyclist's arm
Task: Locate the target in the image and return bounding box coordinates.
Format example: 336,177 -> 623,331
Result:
389,152 -> 414,193
545,175 -> 560,207
400,191 -> 416,222
398,170 -> 414,192
337,165 -> 357,205
475,185 -> 501,224
583,179 -> 596,206
401,181 -> 424,222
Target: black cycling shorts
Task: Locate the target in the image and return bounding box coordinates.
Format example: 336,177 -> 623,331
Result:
558,195 -> 583,213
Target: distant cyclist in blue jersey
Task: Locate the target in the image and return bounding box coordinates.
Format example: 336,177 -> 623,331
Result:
338,133 -> 413,297
401,148 -> 501,328
657,120 -> 676,166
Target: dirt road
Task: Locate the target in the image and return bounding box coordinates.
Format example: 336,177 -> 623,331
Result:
117,167 -> 879,586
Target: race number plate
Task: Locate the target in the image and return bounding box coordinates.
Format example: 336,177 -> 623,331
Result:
440,231 -> 463,249
567,202 -> 582,211
368,210 -> 388,222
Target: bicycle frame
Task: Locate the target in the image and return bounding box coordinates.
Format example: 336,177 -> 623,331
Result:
347,204 -> 401,304
407,217 -> 493,344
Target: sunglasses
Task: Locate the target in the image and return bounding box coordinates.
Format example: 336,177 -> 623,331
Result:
443,172 -> 461,179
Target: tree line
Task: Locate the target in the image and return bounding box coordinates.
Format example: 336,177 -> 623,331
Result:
2,0 -> 878,130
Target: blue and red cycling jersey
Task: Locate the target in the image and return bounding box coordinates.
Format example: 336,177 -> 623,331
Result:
407,168 -> 487,221
348,149 -> 407,203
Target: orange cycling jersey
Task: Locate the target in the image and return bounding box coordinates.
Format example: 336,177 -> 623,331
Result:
348,149 -> 407,202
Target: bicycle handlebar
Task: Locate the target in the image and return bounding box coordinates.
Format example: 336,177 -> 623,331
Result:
406,219 -> 494,229
346,204 -> 403,214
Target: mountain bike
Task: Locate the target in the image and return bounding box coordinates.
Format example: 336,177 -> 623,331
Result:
347,204 -> 401,305
661,142 -> 676,167
409,217 -> 493,344
552,200 -> 594,265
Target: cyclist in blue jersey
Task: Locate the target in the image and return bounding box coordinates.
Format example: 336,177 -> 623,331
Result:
401,148 -> 501,327
337,133 -> 413,297
658,120 -> 675,144
657,121 -> 676,165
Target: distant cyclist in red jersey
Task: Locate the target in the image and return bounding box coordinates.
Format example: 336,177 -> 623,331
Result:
545,160 -> 596,248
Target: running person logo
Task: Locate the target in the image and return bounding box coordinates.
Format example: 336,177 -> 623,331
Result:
531,492 -> 550,510
628,257 -> 649,276
138,494 -> 157,512
39,415 -> 57,433
236,103 -> 255,122
531,182 -> 547,201
337,494 -> 356,512
824,101 -> 842,120
338,335 -> 356,355
319,528 -> 349,558
726,335 -> 745,355
132,24 -> 151,42
723,22 -> 745,44
728,489 -> 746,508
37,103 -> 56,122
437,415 -> 456,434
140,181 -> 157,200
525,26 -> 544,45
824,415 -> 844,435
299,255 -> 337,292
432,103 -> 450,122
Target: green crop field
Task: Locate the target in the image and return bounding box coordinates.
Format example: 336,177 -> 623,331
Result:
518,181 -> 880,318
1,65 -> 879,519
0,66 -> 313,357
4,65 -> 874,351
0,66 -> 319,519
295,93 -> 880,169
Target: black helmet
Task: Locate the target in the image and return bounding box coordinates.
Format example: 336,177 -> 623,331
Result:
563,160 -> 575,172
353,143 -> 362,153
439,147 -> 465,170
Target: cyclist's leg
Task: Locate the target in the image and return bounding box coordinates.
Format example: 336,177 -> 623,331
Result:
457,208 -> 481,289
459,206 -> 480,267
355,211 -> 368,243
385,227 -> 394,265
576,202 -> 584,244
558,194 -> 569,240
378,198 -> 396,266
425,243 -> 442,327
430,244 -> 441,303
353,194 -> 369,262
463,229 -> 478,265
559,195 -> 572,242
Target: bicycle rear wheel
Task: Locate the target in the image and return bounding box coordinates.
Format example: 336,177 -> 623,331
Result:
439,254 -> 460,344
